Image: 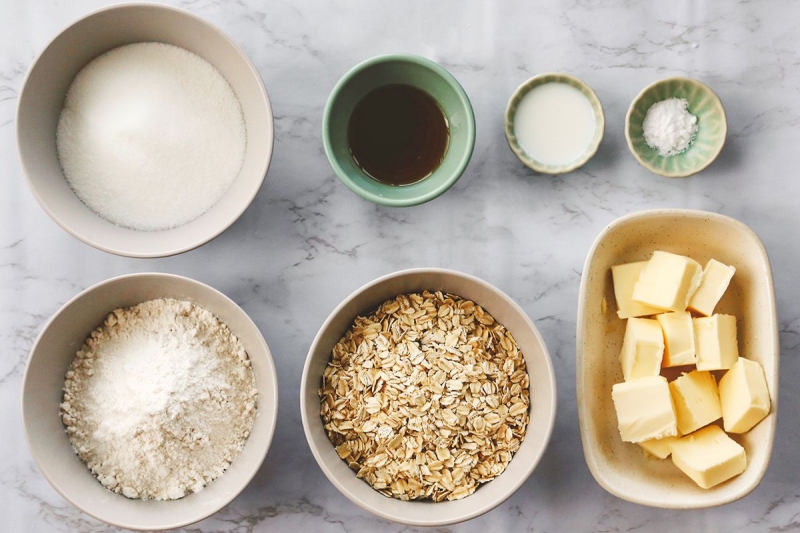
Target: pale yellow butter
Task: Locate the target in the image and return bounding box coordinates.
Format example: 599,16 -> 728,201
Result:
688,259 -> 736,317
611,262 -> 663,319
656,311 -> 696,367
671,425 -> 746,489
669,370 -> 722,435
694,314 -> 739,370
638,432 -> 681,459
619,318 -> 664,381
612,376 -> 677,443
719,358 -> 771,433
632,251 -> 703,313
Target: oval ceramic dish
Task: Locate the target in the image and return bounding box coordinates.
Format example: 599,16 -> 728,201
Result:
323,55 -> 476,207
300,268 -> 557,526
16,3 -> 274,258
576,209 -> 778,508
626,77 -> 726,178
504,73 -> 605,174
22,273 -> 279,530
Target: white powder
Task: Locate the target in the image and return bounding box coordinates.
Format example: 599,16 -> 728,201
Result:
642,97 -> 698,157
56,43 -> 246,231
60,299 -> 257,500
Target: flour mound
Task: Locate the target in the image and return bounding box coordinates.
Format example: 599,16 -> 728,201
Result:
60,298 -> 257,500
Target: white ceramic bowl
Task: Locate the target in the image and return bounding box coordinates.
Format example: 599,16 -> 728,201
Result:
577,209 -> 778,508
300,268 -> 557,526
16,3 -> 273,258
22,273 -> 279,530
504,73 -> 605,175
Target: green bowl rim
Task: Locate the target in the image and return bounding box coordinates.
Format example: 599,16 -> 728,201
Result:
624,76 -> 728,178
503,72 -> 606,175
322,54 -> 476,207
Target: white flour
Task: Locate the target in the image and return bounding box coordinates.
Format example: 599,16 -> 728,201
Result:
60,299 -> 257,500
56,42 -> 246,231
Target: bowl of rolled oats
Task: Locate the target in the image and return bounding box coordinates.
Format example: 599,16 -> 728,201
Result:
300,268 -> 557,526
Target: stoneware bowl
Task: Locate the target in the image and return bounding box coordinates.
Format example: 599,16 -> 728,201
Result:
626,77 -> 726,178
16,3 -> 274,258
300,268 -> 557,525
322,55 -> 476,207
504,73 -> 605,174
577,209 -> 778,508
22,273 -> 279,530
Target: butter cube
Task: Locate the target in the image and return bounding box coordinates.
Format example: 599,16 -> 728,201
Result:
656,312 -> 696,367
632,251 -> 703,313
688,259 -> 736,317
619,318 -> 664,381
669,370 -> 722,434
694,314 -> 739,370
638,432 -> 682,459
671,425 -> 746,489
612,262 -> 663,319
612,376 -> 677,443
718,358 -> 771,433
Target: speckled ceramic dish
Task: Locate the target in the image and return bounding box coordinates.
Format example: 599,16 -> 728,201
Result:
577,209 -> 778,508
301,268 -> 557,525
626,77 -> 726,178
323,55 -> 475,207
22,273 -> 279,530
504,73 -> 605,174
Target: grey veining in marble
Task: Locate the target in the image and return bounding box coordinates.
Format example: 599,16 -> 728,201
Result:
3,0 -> 800,531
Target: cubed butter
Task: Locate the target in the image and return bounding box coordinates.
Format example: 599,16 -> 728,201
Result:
612,262 -> 663,319
656,312 -> 697,367
694,314 -> 739,370
669,370 -> 722,434
632,251 -> 703,313
718,358 -> 771,433
671,425 -> 746,489
688,259 -> 736,317
638,432 -> 682,459
612,376 -> 677,443
619,318 -> 664,381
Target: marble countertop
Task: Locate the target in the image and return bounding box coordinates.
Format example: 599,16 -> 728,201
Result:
3,0 -> 800,531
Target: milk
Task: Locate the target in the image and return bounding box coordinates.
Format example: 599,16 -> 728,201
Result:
513,82 -> 596,166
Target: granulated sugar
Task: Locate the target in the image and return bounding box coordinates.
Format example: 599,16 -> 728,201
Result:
56,43 -> 246,231
60,298 -> 257,500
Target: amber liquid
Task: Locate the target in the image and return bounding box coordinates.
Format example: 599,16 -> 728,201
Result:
348,84 -> 449,186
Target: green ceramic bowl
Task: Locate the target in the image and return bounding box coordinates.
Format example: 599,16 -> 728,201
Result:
322,55 -> 475,207
626,77 -> 727,178
504,73 -> 605,174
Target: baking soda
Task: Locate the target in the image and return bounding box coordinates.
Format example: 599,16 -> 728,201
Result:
56,43 -> 246,231
642,98 -> 698,157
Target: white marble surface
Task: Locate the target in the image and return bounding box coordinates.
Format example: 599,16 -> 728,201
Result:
2,0 -> 800,531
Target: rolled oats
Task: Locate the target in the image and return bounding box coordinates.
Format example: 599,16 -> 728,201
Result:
319,291 -> 530,502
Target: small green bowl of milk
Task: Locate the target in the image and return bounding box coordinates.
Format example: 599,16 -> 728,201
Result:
505,73 -> 605,174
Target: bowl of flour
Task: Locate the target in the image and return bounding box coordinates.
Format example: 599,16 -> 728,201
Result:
22,273 -> 279,530
16,3 -> 273,257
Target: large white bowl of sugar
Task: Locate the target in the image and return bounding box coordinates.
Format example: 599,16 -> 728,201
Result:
22,273 -> 279,530
16,3 -> 273,257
